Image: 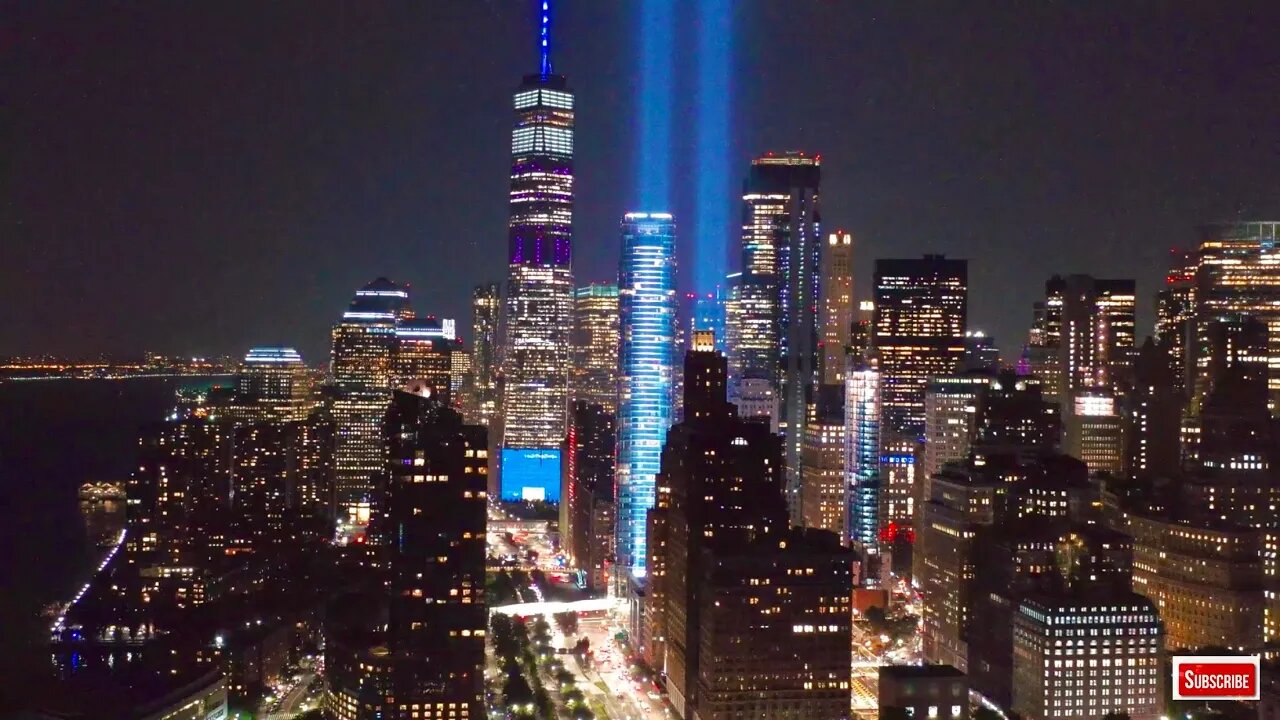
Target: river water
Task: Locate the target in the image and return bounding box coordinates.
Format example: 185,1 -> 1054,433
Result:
0,376 -> 226,704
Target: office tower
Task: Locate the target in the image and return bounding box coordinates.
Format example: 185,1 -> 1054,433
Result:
449,339 -> 469,407
921,372 -> 995,486
962,330 -> 1000,372
695,528 -> 854,720
1193,221 -> 1280,409
874,255 -> 968,438
1064,389 -> 1124,476
1155,248 -> 1198,390
880,437 -> 918,536
879,666 -> 968,720
731,377 -> 778,429
394,318 -> 454,402
968,519 -> 1134,707
723,272 -> 743,383
1121,338 -> 1183,480
1040,274 -> 1136,399
1181,316 -> 1277,527
615,212 -> 677,577
660,341 -> 786,717
846,355 -> 881,551
1122,512 -> 1262,650
229,347 -> 312,423
571,283 -> 620,414
918,453 -> 1093,673
800,387 -> 847,543
470,283 -> 501,428
331,277 -> 410,388
380,390 -> 487,716
739,152 -> 822,520
330,278 -> 409,518
642,484 -> 670,670
821,230 -> 854,385
498,19 -> 576,503
562,401 -> 616,591
1010,593 -> 1163,720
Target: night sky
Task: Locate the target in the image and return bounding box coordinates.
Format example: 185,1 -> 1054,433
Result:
6,1 -> 1280,362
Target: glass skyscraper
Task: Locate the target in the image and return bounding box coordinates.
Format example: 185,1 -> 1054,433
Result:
498,16 -> 576,503
845,356 -> 882,551
738,152 -> 822,522
616,212 -> 677,577
571,283 -> 620,415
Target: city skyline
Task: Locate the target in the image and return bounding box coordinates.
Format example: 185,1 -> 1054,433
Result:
6,3 -> 1280,718
8,3 -> 1280,361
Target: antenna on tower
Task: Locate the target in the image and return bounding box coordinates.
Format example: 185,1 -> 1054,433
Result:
539,0 -> 552,77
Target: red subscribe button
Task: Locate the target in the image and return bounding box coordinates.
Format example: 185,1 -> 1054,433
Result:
1172,655 -> 1260,701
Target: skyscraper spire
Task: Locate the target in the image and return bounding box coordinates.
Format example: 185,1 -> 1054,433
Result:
539,0 -> 551,77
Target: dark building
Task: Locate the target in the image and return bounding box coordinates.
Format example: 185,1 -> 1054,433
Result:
918,451 -> 1094,676
972,371 -> 1061,453
659,342 -> 788,718
696,528 -> 854,720
381,390 -> 487,716
874,255 -> 968,439
1121,337 -> 1183,480
562,401 -> 616,591
962,331 -> 1001,373
878,665 -> 968,720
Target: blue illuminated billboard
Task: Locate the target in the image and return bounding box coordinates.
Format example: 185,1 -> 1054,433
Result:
500,448 -> 562,503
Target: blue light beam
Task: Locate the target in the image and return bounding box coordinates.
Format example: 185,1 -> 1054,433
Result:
637,0 -> 675,210
694,0 -> 732,294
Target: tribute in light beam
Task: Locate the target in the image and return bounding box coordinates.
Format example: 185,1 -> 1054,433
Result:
694,0 -> 733,294
636,0 -> 675,210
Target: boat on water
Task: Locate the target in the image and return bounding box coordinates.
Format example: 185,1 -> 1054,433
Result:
79,481 -> 125,502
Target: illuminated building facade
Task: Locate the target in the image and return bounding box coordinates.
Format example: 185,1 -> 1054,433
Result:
499,30 -> 575,502
1011,593 -> 1163,720
616,212 -> 676,577
873,255 -> 968,439
1193,221 -> 1280,410
470,283 -> 500,428
563,401 -> 616,591
820,230 -> 854,386
1122,512 -> 1262,650
1064,390 -> 1124,476
394,319 -> 454,402
695,529 -> 854,720
571,282 -> 620,414
230,347 -> 312,423
739,152 -> 822,520
731,377 -> 777,430
845,355 -> 881,551
330,278 -> 409,516
921,372 -> 994,488
127,419 -> 233,611
800,404 -> 848,543
1040,274 -> 1136,401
